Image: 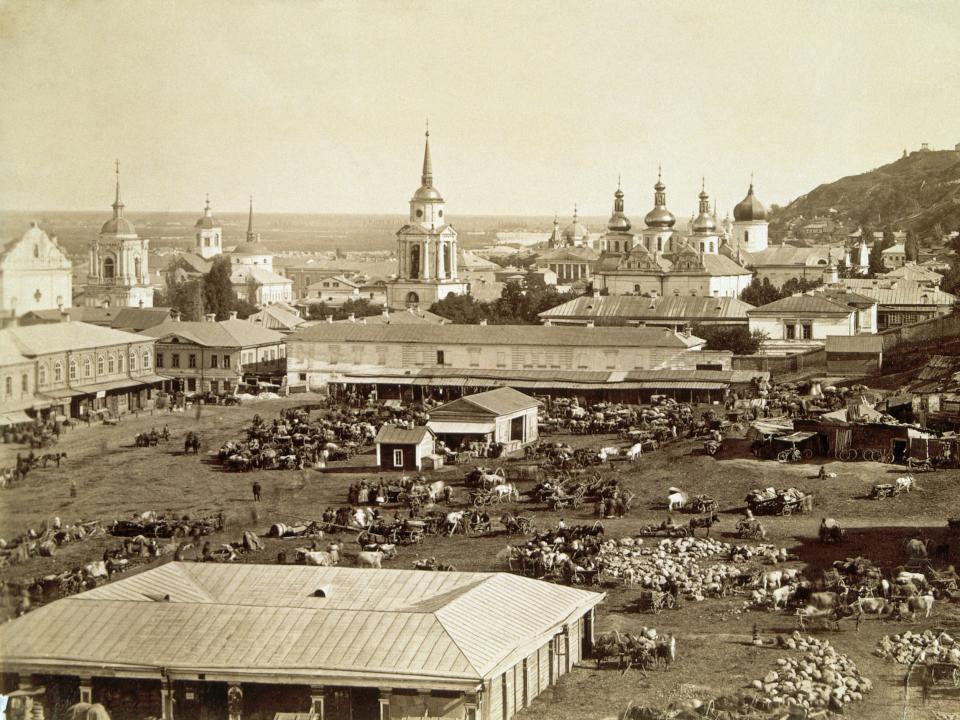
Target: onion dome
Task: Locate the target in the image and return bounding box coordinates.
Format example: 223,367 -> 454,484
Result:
607,178 -> 631,232
644,168 -> 676,229
100,160 -> 137,236
691,182 -> 717,233
562,205 -> 589,242
733,181 -> 767,222
194,195 -> 220,229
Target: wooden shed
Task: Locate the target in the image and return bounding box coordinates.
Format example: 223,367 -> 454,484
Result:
825,335 -> 883,375
427,387 -> 541,453
374,425 -> 435,471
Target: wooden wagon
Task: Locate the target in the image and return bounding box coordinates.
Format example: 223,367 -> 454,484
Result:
869,483 -> 900,499
746,490 -> 813,516
634,589 -> 676,614
548,485 -> 586,511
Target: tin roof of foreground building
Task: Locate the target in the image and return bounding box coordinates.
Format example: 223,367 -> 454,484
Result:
0,563 -> 602,689
1,322 -> 154,356
539,295 -> 754,322
289,323 -> 704,349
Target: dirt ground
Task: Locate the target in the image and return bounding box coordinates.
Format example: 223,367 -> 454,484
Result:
1,395 -> 959,720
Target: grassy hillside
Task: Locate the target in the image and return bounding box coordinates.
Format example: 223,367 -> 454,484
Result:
770,149 -> 960,239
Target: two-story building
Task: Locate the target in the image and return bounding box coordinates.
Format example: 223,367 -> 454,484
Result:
0,321 -> 161,419
0,341 -> 38,425
286,323 -> 729,391
144,313 -> 287,394
831,278 -> 957,330
747,293 -> 862,355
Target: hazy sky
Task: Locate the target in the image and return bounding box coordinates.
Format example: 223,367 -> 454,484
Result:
1,0 -> 958,219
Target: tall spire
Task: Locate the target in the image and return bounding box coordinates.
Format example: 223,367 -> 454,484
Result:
204,193 -> 211,216
246,195 -> 255,243
112,159 -> 124,218
421,122 -> 433,188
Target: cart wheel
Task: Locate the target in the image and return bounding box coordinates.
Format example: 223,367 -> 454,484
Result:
802,449 -> 813,459
781,507 -> 792,516
573,497 -> 582,508
665,594 -> 676,609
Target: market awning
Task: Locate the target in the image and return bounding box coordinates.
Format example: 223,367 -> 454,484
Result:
777,431 -> 818,443
41,388 -> 85,399
335,376 -> 416,385
0,411 -> 33,426
80,378 -> 149,394
137,374 -> 167,385
412,377 -> 466,387
427,420 -> 496,435
631,381 -> 729,390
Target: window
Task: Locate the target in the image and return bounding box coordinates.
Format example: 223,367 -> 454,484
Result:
97,355 -> 104,374
436,350 -> 445,366
172,354 -> 181,368
118,353 -> 124,372
376,346 -> 387,366
156,353 -> 164,368
330,345 -> 340,364
188,354 -> 197,369
223,355 -> 230,369
496,351 -> 507,368
801,323 -> 813,340
785,323 -> 796,340
744,230 -> 750,243
82,358 -> 91,378
142,350 -> 150,369
604,350 -> 617,370
468,348 -> 480,368
129,351 -> 137,371
108,354 -> 115,373
4,377 -> 11,396
392,449 -> 404,467
21,374 -> 27,392
102,257 -> 115,279
38,364 -> 47,385
211,355 -> 219,369
55,362 -> 63,382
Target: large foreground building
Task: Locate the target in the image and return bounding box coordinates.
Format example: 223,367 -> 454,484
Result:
0,223 -> 72,319
0,563 -> 603,720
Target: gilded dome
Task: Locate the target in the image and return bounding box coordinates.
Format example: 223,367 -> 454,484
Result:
412,185 -> 444,201
734,183 -> 767,221
195,198 -> 220,229
692,212 -> 716,234
644,207 -> 676,229
562,221 -> 589,241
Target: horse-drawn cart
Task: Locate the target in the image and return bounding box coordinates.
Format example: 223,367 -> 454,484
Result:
746,487 -> 813,516
736,517 -> 766,539
548,485 -> 586,511
684,495 -> 718,514
869,483 -> 901,500
634,589 -> 676,614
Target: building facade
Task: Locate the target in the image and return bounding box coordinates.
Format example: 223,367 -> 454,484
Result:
83,164 -> 154,309
747,294 -> 860,355
145,315 -> 287,394
194,196 -> 223,259
0,223 -> 73,319
229,198 -> 294,305
0,321 -> 160,419
539,294 -> 754,329
286,323 -> 731,390
386,130 -> 469,310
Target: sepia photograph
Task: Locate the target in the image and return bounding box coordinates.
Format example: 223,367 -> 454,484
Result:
0,1 -> 959,719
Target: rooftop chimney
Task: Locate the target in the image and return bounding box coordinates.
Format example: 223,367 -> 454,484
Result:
326,315 -> 333,324
204,313 -> 216,323
585,320 -> 595,328
382,308 -> 390,319
229,311 -> 238,320
480,318 -> 488,326
348,313 -> 356,323
171,310 -> 181,322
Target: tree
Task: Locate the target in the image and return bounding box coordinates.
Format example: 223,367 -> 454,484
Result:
160,279 -> 203,321
904,231 -> 920,262
203,257 -> 236,320
690,324 -> 766,355
869,227 -> 895,275
740,277 -> 783,307
429,293 -> 490,324
780,277 -> 822,296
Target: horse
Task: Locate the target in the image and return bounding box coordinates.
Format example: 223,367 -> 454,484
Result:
654,635 -> 676,667
688,513 -> 719,537
445,510 -> 465,536
39,452 -> 67,467
184,432 -> 202,455
492,483 -> 520,503
904,538 -> 928,559
667,488 -> 688,512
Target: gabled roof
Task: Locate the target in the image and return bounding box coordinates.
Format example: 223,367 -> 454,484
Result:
232,266 -> 292,286
289,323 -> 703,349
748,294 -> 853,315
535,246 -> 600,263
745,244 -> 839,267
837,279 -> 957,306
307,275 -> 360,290
815,288 -> 877,309
110,307 -> 175,332
432,387 -> 540,418
231,241 -> 273,256
330,309 -> 448,326
0,563 -> 602,684
143,318 -> 285,348
2,322 -> 154,356
374,425 -> 434,445
165,253 -> 212,275
248,305 -> 305,331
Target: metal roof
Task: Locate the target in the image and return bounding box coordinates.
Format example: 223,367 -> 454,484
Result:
0,563 -> 602,686
1,322 -> 154,357
427,421 -> 497,434
748,294 -> 853,315
374,425 -> 433,445
837,279 -> 957,307
432,388 -> 540,418
288,323 -> 703,349
824,335 -> 884,353
145,319 -> 285,348
538,295 -> 754,321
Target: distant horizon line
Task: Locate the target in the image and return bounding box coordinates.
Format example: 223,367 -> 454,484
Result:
0,208 -> 625,219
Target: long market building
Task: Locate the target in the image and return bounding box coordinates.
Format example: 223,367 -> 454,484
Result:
0,563 -> 604,720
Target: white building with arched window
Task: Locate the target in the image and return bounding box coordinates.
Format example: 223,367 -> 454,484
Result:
0,222 -> 72,318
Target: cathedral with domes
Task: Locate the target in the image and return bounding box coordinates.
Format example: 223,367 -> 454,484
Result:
386,128 -> 468,310
82,163 -> 154,308
592,171 -> 754,298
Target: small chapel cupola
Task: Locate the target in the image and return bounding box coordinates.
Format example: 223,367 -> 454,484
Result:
644,167 -> 676,230
410,124 -> 445,229
607,177 -> 631,232
732,174 -> 769,254
546,213 -> 563,247
692,179 -> 719,255
194,194 -> 222,259
100,160 -> 137,237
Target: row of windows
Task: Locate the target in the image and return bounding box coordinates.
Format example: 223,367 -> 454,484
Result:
784,322 -> 814,340
156,353 -> 231,370
3,374 -> 29,397
35,349 -> 150,385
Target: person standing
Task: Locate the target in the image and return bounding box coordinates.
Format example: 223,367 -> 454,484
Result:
252,480 -> 262,502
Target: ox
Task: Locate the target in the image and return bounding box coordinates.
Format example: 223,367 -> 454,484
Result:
356,550 -> 385,569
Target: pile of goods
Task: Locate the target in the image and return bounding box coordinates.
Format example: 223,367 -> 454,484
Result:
746,486 -> 813,516
0,518 -> 105,566
110,511 -> 224,539
875,630 -> 960,665
593,628 -> 675,671
750,634 -> 872,713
